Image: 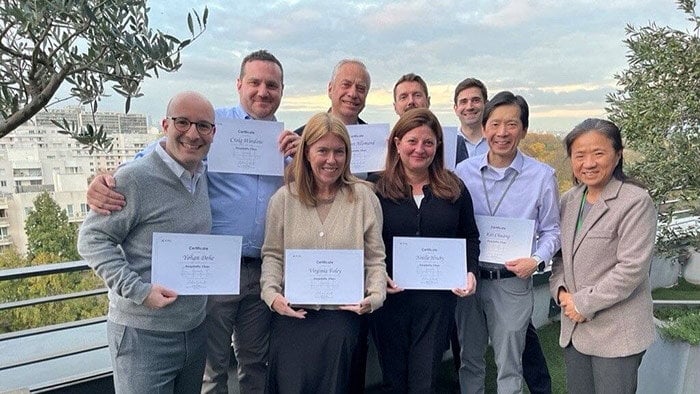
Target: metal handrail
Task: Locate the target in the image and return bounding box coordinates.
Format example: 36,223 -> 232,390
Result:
0,260 -> 107,312
653,299 -> 700,306
0,288 -> 108,311
0,260 -> 93,281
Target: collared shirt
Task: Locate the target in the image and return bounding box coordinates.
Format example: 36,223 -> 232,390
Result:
464,135 -> 488,158
456,133 -> 489,164
154,141 -> 205,194
207,105 -> 283,258
135,105 -> 283,258
455,150 -> 561,264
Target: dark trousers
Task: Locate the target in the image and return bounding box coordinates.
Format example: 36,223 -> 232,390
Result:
564,344 -> 644,394
372,291 -> 455,393
450,321 -> 552,394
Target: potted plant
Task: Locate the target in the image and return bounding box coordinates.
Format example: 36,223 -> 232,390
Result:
637,307 -> 700,393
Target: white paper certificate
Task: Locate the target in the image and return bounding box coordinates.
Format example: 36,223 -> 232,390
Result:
474,215 -> 535,264
207,118 -> 284,176
346,124 -> 390,173
284,249 -> 364,305
151,232 -> 242,295
442,126 -> 459,171
392,237 -> 467,290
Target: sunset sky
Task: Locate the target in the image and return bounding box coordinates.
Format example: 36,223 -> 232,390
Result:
89,0 -> 691,134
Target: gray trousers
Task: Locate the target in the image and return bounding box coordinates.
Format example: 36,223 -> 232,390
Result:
455,276 -> 533,394
107,320 -> 207,394
201,260 -> 271,394
564,344 -> 645,394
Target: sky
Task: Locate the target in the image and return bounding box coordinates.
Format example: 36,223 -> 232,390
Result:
89,0 -> 692,134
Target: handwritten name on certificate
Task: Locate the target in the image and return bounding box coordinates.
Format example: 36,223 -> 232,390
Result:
284,249 -> 364,305
207,118 -> 284,176
346,124 -> 390,173
442,126 -> 459,171
151,233 -> 242,295
392,237 -> 467,290
474,215 -> 535,264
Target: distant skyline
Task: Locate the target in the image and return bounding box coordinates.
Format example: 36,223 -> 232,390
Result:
58,0 -> 691,134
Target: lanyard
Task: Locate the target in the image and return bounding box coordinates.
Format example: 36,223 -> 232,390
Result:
575,188 -> 588,234
481,167 -> 519,216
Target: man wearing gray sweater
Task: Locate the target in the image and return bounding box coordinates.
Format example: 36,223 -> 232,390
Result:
78,91 -> 216,393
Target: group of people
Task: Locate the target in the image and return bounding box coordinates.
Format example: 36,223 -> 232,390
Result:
78,49 -> 657,394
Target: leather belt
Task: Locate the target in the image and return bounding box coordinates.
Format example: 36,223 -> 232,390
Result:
479,267 -> 516,280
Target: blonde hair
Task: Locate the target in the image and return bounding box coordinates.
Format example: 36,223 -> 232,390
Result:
287,112 -> 364,206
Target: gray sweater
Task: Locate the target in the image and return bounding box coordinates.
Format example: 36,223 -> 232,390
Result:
78,152 -> 211,332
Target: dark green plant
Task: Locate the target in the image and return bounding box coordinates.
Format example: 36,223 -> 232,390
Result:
606,0 -> 700,255
24,192 -> 79,261
0,0 -> 208,153
655,307 -> 700,345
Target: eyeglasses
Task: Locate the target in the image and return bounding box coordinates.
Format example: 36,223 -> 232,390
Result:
168,117 -> 215,135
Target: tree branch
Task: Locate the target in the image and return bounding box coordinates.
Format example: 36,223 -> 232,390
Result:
0,65 -> 72,138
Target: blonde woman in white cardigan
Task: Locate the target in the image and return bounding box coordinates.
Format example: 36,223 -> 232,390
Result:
261,112 -> 387,394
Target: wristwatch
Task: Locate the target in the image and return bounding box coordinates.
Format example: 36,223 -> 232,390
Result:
533,255 -> 546,272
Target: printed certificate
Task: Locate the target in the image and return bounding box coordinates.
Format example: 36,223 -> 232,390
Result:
474,215 -> 535,264
392,237 -> 467,290
151,232 -> 242,295
346,124 -> 390,173
284,249 -> 364,305
207,118 -> 285,176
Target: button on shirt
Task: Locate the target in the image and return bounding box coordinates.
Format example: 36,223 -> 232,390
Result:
454,150 -> 561,265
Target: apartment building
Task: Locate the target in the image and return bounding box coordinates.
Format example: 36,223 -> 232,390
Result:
0,107 -> 160,255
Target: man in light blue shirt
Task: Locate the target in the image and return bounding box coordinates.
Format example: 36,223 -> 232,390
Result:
86,50 -> 300,394
454,91 -> 560,394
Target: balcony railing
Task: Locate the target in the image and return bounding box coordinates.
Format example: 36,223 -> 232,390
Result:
1,261 -> 696,393
0,261 -> 112,393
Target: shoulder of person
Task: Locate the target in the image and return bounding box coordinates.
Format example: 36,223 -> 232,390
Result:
520,152 -> 556,175
113,152 -> 157,182
615,181 -> 653,205
351,181 -> 376,196
561,184 -> 584,203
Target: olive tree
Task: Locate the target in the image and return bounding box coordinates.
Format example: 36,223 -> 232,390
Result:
607,0 -> 699,253
0,0 -> 208,152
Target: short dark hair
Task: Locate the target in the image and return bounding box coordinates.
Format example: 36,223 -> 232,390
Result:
239,50 -> 284,82
393,73 -> 429,102
453,78 -> 487,104
482,91 -> 529,129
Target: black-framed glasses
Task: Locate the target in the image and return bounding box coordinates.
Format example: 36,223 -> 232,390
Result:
169,117 -> 215,135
